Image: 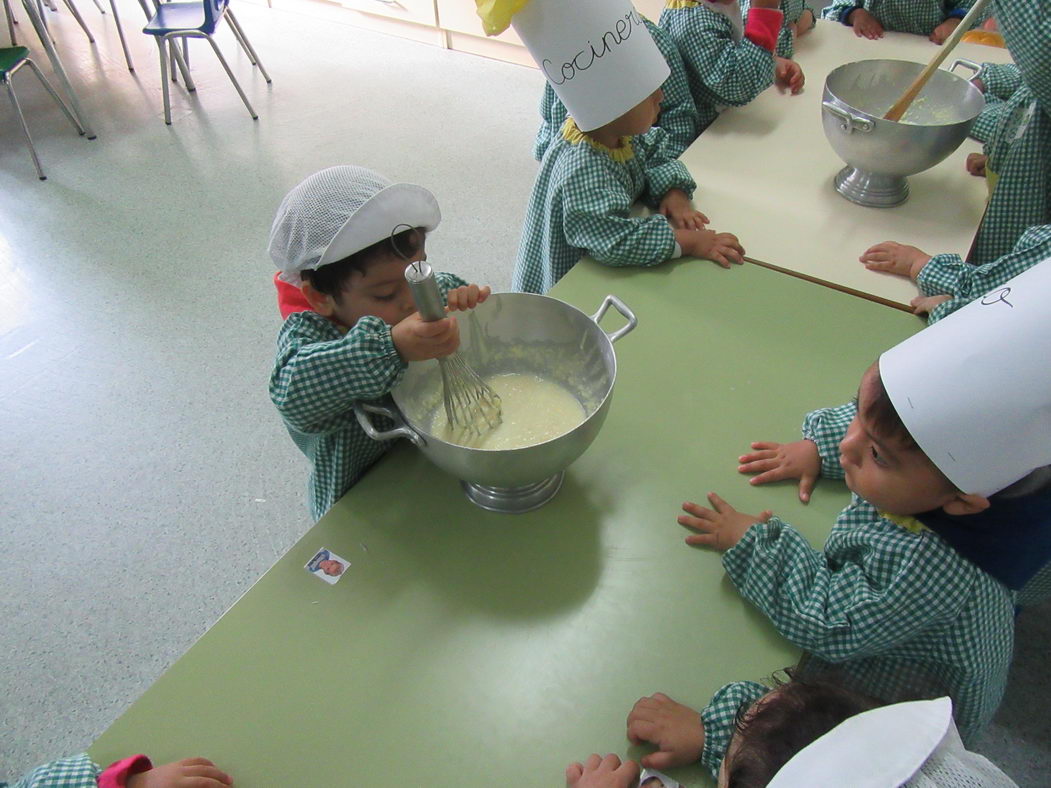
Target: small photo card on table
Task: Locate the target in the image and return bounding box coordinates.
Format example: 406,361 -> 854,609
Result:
304,548 -> 350,585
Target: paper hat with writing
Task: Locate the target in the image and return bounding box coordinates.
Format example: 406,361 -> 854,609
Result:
879,261 -> 1051,496
768,697 -> 1017,787
507,0 -> 669,132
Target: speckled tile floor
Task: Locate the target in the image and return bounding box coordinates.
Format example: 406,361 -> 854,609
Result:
1,2 -> 1048,784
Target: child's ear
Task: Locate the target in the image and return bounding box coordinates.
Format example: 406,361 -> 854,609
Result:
942,492 -> 991,516
301,281 -> 336,317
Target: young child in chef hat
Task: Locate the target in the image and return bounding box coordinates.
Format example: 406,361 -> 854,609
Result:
479,0 -> 745,294
672,261 -> 1051,744
820,0 -> 989,43
268,165 -> 491,521
531,16 -> 701,161
658,0 -> 805,117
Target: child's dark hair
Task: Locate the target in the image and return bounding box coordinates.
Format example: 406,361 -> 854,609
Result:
301,227 -> 423,302
724,677 -> 882,788
863,366 -> 916,450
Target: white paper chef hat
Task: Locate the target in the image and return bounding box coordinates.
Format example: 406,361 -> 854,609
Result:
507,0 -> 670,132
767,697 -> 1018,787
879,260 -> 1051,496
268,165 -> 440,286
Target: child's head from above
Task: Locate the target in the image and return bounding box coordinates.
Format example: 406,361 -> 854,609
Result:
301,227 -> 425,329
718,679 -> 881,788
839,363 -> 991,518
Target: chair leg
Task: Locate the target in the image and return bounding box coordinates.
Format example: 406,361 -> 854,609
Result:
89,0 -> 104,13
169,39 -> 195,91
108,0 -> 134,71
4,0 -> 17,45
155,39 -> 171,124
225,9 -> 269,83
225,12 -> 255,66
4,79 -> 46,179
24,58 -> 85,135
203,32 -> 256,119
60,0 -> 95,42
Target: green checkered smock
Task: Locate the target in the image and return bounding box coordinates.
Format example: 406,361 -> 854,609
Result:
512,123 -> 695,294
969,63 -> 1022,145
659,2 -> 775,110
819,0 -> 988,34
718,401 -> 1016,743
699,681 -> 768,778
917,224 -> 1051,323
5,754 -> 100,788
969,0 -> 1051,266
533,19 -> 703,162
270,273 -> 466,521
774,0 -> 807,57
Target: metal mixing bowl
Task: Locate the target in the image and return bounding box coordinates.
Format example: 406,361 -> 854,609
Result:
822,59 -> 985,207
354,293 -> 637,513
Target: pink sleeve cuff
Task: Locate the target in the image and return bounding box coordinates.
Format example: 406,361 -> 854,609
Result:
744,6 -> 783,52
98,755 -> 152,788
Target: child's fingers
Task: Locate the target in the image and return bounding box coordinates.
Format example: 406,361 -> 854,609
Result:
707,491 -> 731,512
477,285 -> 492,303
739,448 -> 777,462
584,754 -> 602,770
685,532 -> 717,546
750,441 -> 781,450
799,473 -> 817,503
566,763 -> 584,784
681,501 -> 714,520
642,751 -> 678,771
749,468 -> 790,485
627,717 -> 659,743
708,251 -> 733,269
738,458 -> 779,474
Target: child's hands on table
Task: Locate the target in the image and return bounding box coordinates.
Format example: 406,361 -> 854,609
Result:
627,693 -> 705,770
660,189 -> 708,231
860,241 -> 932,280
446,283 -> 491,311
679,229 -> 745,268
738,439 -> 821,503
127,758 -> 233,788
848,8 -> 884,38
929,17 -> 960,44
679,493 -> 772,551
911,294 -> 952,315
565,754 -> 639,788
774,57 -> 805,95
966,153 -> 988,177
392,312 -> 460,361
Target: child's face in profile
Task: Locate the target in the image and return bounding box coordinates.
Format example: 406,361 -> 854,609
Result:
318,559 -> 344,576
608,88 -> 664,137
327,242 -> 426,330
838,365 -> 958,516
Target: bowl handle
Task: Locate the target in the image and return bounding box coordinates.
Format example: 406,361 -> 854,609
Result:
591,294 -> 639,344
822,101 -> 874,134
949,58 -> 981,80
353,400 -> 426,448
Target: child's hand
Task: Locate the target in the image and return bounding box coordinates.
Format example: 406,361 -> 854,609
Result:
849,8 -> 884,38
774,57 -> 805,95
678,493 -> 772,551
565,753 -> 639,788
660,189 -> 708,231
911,294 -> 952,315
392,312 -> 460,361
680,229 -> 745,268
127,758 -> 233,788
738,439 -> 821,503
929,17 -> 960,44
859,241 -> 932,280
966,153 -> 988,177
627,693 -> 705,770
446,284 -> 491,312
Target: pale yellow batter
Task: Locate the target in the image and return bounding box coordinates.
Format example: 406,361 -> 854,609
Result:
430,373 -> 585,450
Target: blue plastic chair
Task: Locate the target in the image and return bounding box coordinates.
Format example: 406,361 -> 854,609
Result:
142,0 -> 270,125
0,45 -> 85,179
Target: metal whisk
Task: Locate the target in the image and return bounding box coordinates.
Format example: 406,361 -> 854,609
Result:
403,259 -> 502,436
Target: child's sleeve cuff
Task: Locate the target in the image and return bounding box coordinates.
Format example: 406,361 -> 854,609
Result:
98,755 -> 152,788
744,7 -> 784,52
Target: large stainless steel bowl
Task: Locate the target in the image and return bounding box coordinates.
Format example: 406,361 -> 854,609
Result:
354,293 -> 637,513
822,59 -> 985,207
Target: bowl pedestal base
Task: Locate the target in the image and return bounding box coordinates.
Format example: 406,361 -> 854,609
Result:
834,166 -> 910,208
461,472 -> 565,514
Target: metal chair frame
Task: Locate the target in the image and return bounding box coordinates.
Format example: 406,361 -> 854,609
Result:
1,52 -> 85,179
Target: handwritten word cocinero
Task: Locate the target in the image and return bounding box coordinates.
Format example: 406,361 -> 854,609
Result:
542,10 -> 646,85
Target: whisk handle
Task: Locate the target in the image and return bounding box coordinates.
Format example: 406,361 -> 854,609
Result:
405,261 -> 447,323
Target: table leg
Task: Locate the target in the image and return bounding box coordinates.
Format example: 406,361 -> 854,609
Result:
19,0 -> 96,138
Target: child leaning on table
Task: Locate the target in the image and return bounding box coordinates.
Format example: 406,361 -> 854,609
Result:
499,0 -> 744,295
268,166 -> 490,521
3,754 -> 231,788
659,0 -> 805,115
674,265 -> 1051,744
820,0 -> 989,43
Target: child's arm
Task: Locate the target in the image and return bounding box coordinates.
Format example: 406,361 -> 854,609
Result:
8,755 -> 231,788
977,62 -> 1024,100
699,682 -> 769,778
800,401 -> 855,479
8,754 -> 102,788
646,19 -> 701,158
534,83 -> 561,163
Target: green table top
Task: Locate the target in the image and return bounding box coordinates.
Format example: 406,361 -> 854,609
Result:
90,260 -> 921,786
